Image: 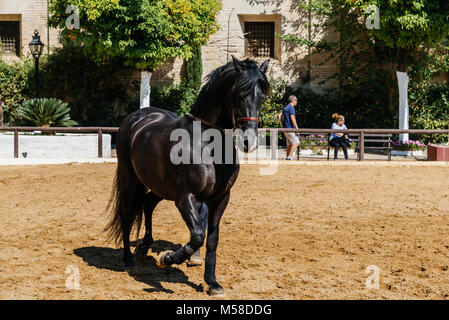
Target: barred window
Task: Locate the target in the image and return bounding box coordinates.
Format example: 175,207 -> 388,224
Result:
0,21 -> 20,56
244,22 -> 274,58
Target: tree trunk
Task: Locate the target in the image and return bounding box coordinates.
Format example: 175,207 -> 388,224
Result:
140,70 -> 152,109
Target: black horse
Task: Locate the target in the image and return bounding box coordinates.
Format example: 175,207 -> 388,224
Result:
105,57 -> 270,296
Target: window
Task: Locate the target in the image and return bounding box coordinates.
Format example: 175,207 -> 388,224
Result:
0,21 -> 20,56
244,22 -> 274,58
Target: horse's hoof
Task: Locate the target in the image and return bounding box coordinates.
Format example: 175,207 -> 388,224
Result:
134,253 -> 145,264
124,259 -> 137,274
187,251 -> 203,266
156,250 -> 174,269
208,283 -> 225,297
126,265 -> 138,275
134,246 -> 148,263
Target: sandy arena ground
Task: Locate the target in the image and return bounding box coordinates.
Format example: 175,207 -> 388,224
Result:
0,163 -> 449,300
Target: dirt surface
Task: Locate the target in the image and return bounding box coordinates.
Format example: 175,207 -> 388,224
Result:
0,163 -> 449,300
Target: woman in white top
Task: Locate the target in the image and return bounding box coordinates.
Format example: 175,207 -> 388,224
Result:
329,113 -> 349,160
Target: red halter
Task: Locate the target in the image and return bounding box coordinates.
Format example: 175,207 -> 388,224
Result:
186,113 -> 258,132
236,117 -> 259,123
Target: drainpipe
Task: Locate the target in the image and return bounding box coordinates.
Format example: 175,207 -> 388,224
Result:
226,8 -> 235,62
47,0 -> 50,55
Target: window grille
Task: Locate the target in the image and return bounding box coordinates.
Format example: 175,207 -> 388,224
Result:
0,21 -> 20,56
244,22 -> 274,58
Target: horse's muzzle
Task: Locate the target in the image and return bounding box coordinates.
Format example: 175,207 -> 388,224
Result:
237,121 -> 258,153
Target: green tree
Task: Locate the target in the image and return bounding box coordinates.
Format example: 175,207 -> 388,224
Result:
349,0 -> 449,140
281,0 -> 449,136
49,0 -> 221,108
183,44 -> 203,91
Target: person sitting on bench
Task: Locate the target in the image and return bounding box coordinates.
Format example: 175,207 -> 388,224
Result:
329,113 -> 349,161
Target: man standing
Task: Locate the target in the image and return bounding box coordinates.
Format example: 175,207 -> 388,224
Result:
278,95 -> 300,160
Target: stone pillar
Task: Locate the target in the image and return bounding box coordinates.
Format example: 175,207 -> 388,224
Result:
140,70 -> 152,109
397,71 -> 409,142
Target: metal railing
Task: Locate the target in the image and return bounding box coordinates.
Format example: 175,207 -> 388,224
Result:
259,128 -> 449,161
0,126 -> 448,160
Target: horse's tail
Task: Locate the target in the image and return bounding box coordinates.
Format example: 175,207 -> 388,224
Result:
104,124 -> 146,246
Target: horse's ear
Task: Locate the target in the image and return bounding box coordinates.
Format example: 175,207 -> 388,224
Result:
232,56 -> 244,73
260,59 -> 270,74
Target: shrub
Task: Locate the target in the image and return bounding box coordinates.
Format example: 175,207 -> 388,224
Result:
0,59 -> 34,125
17,98 -> 78,127
151,82 -> 199,116
261,76 -> 448,145
260,78 -> 339,129
39,46 -> 137,127
409,82 -> 449,144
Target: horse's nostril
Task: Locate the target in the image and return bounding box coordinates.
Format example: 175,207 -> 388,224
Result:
244,139 -> 249,151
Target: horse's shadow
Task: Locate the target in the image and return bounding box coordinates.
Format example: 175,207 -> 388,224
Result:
74,240 -> 204,294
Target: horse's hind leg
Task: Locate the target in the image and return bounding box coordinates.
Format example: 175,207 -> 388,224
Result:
120,181 -> 146,269
135,191 -> 162,262
112,162 -> 146,270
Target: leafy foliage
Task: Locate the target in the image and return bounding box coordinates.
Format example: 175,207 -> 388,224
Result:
278,0 -> 449,134
48,0 -> 221,71
409,83 -> 449,144
0,60 -> 34,125
17,98 -> 78,127
183,44 -> 203,91
151,81 -> 199,116
39,46 -> 137,126
353,0 -> 449,52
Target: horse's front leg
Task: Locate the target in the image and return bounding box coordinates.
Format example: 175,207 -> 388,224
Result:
157,193 -> 205,267
204,192 -> 230,297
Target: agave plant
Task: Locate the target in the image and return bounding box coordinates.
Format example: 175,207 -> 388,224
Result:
17,98 -> 78,127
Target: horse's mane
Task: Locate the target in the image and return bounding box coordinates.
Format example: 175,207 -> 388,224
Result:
190,59 -> 270,114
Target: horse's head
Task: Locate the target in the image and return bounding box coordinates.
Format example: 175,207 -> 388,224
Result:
231,57 -> 270,153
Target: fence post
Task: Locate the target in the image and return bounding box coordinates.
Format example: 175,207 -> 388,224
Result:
14,129 -> 18,158
359,130 -> 365,161
270,129 -> 278,160
296,131 -> 300,160
0,101 -> 3,127
98,129 -> 103,158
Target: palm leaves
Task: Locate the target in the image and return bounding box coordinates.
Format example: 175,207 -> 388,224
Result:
17,98 -> 78,127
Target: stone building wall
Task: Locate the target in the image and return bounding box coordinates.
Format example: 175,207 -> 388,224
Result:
0,0 -> 341,89
153,0 -> 340,90
0,0 -> 60,60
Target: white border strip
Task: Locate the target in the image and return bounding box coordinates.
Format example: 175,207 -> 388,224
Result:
0,158 -> 447,167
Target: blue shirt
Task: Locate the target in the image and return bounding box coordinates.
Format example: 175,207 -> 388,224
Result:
330,123 -> 347,140
282,104 -> 296,129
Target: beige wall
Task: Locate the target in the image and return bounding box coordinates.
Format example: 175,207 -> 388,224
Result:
0,0 -> 59,59
151,0 -> 340,89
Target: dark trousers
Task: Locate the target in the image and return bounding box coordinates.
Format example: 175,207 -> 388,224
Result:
197,202 -> 208,233
330,137 -> 349,160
